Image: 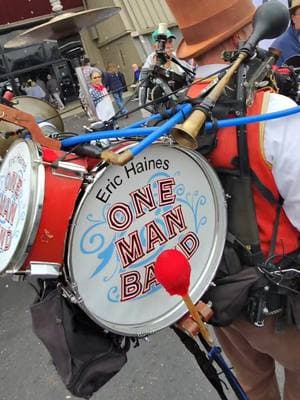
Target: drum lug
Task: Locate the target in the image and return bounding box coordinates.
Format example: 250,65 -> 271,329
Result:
35,159 -> 88,180
28,262 -> 61,278
52,161 -> 87,180
84,174 -> 95,184
59,282 -> 83,305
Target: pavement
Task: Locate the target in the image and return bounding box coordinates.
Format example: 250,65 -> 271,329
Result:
0,276 -> 238,400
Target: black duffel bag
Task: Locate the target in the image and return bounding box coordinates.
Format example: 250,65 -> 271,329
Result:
30,287 -> 128,399
202,245 -> 265,327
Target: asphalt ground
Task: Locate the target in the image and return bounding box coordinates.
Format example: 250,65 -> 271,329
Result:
0,95 -> 283,400
1,275 -> 239,400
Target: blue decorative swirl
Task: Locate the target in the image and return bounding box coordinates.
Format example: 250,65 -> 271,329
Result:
107,286 -> 120,302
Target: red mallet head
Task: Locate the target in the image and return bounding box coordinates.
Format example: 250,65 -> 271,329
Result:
154,249 -> 191,297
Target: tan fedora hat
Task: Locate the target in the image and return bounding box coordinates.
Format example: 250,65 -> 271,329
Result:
290,0 -> 300,13
166,0 -> 255,60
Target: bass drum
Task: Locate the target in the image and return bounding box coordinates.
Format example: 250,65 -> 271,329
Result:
0,96 -> 64,133
67,143 -> 227,337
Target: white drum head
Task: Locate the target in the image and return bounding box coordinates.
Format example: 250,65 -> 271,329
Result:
0,139 -> 44,273
67,144 -> 227,336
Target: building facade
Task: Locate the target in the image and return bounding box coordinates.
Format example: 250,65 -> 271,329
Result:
0,1 -> 85,101
81,0 -> 181,85
0,0 -> 181,96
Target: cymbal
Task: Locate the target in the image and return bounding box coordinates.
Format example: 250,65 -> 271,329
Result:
5,7 -> 120,48
0,95 -> 64,133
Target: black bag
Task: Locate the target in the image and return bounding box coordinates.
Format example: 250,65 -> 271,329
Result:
202,246 -> 265,326
30,288 -> 128,399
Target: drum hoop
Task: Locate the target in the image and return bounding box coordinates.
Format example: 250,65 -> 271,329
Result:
2,139 -> 45,273
66,142 -> 227,336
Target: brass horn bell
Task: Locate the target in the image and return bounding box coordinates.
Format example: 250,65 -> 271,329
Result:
171,109 -> 207,150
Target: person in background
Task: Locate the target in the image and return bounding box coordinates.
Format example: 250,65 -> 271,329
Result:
132,63 -> 141,83
46,74 -> 65,111
271,0 -> 300,65
78,56 -> 104,120
105,63 -> 128,117
81,57 -> 103,85
24,79 -> 46,99
166,0 -> 300,399
89,69 -> 115,122
142,27 -> 193,74
36,76 -> 49,101
139,25 -> 194,116
117,65 -> 127,92
130,63 -> 141,100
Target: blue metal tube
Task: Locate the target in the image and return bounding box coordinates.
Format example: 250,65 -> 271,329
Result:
209,347 -> 249,400
60,104 -> 300,149
125,106 -> 183,128
131,103 -> 193,157
205,105 -> 300,130
61,127 -> 156,148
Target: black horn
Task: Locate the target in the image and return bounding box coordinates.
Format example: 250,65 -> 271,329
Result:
242,0 -> 290,55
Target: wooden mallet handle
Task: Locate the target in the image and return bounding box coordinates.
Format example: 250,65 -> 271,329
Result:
183,295 -> 214,345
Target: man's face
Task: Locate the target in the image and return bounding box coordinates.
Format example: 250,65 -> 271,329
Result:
165,38 -> 174,55
153,38 -> 174,56
292,7 -> 300,30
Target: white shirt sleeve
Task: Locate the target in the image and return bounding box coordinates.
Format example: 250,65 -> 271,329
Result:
264,93 -> 300,231
142,53 -> 155,70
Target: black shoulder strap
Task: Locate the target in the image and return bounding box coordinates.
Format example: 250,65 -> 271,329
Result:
250,169 -> 283,257
171,326 -> 229,400
250,169 -> 278,205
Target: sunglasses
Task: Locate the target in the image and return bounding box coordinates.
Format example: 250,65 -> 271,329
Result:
92,75 -> 101,79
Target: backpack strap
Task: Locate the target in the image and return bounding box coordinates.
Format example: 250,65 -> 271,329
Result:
171,326 -> 229,400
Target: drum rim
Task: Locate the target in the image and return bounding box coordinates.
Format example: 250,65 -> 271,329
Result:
66,143 -> 227,336
0,139 -> 45,273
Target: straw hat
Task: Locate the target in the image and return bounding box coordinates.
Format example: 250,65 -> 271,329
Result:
290,0 -> 300,13
166,0 -> 255,59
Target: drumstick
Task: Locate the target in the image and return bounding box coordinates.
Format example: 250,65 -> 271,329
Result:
154,249 -> 213,345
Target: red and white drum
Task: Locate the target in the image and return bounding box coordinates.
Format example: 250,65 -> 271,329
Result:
67,142 -> 227,336
0,139 -> 87,275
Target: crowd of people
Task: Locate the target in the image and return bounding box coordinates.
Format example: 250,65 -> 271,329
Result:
0,74 -> 65,111
78,57 -> 131,122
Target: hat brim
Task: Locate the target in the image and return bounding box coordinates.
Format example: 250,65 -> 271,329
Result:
289,4 -> 300,12
176,12 -> 254,60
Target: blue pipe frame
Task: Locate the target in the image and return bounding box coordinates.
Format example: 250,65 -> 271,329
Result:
61,103 -> 300,158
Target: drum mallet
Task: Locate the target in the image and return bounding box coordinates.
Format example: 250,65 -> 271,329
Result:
154,249 -> 213,344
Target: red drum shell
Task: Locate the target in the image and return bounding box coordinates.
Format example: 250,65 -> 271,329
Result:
0,139 -> 88,274
22,147 -> 88,270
